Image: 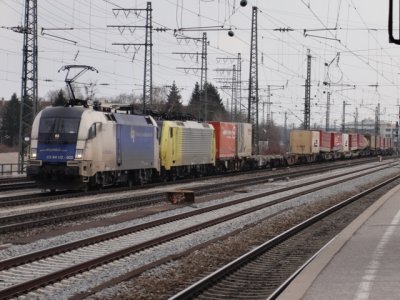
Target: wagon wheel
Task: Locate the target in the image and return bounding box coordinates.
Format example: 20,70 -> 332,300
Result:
171,172 -> 177,182
127,177 -> 134,188
82,183 -> 89,193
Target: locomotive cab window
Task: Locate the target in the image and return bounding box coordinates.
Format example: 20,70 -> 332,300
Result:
38,117 -> 80,144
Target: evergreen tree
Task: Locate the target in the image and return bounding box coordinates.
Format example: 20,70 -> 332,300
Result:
187,82 -> 201,119
187,82 -> 227,121
1,93 -> 20,146
165,81 -> 183,113
202,82 -> 227,121
52,89 -> 68,106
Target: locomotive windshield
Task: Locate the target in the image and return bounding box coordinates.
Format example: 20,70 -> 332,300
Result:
38,117 -> 80,144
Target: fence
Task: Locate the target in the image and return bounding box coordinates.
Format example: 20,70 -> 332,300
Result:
0,163 -> 26,176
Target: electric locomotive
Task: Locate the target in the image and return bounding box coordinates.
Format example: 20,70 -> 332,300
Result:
27,106 -> 160,191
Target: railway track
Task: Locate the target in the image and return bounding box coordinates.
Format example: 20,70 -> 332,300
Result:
0,162 -> 397,299
0,179 -> 37,192
0,156 -> 387,205
0,176 -> 27,184
170,175 -> 400,299
0,158 -> 389,208
0,160 -> 394,233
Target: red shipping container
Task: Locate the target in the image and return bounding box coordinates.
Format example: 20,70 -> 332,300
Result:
319,131 -> 342,152
208,121 -> 236,159
349,134 -> 358,150
319,131 -> 332,152
332,133 -> 342,151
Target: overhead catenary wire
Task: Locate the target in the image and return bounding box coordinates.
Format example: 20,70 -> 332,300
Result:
0,0 -> 398,126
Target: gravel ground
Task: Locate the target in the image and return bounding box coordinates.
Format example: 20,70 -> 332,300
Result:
0,160 -> 392,245
0,163 -> 398,299
89,173 -> 400,300
0,161 -> 395,259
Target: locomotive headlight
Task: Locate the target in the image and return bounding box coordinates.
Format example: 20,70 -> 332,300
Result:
75,149 -> 84,160
30,148 -> 37,159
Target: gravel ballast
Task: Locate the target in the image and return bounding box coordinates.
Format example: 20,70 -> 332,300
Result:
0,162 -> 398,299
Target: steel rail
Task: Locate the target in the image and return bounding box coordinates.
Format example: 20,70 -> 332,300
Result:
169,175 -> 400,299
0,168 -> 397,298
0,157 -> 385,205
0,162 -> 394,233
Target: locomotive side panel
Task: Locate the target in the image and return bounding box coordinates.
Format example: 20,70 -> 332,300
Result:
159,121 -> 215,171
180,122 -> 215,166
72,110 -> 117,180
113,114 -> 159,171
81,122 -> 117,177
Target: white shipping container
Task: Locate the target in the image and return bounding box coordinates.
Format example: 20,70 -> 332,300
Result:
235,123 -> 252,157
342,133 -> 349,152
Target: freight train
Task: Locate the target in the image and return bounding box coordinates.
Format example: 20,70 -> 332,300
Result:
27,106 -> 255,191
288,129 -> 393,163
26,105 -> 393,191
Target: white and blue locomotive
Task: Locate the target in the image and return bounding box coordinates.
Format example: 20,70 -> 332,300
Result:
27,106 -> 160,191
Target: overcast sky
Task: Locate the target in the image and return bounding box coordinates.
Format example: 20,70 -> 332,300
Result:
0,0 -> 397,127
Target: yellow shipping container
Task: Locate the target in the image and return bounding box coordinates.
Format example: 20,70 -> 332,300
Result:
289,130 -> 320,155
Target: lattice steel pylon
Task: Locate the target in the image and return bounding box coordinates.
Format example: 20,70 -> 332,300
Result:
304,49 -> 311,130
200,32 -> 208,120
237,53 -> 242,116
325,91 -> 331,131
200,33 -> 208,92
215,53 -> 241,119
110,1 -> 152,114
18,0 -> 38,172
231,64 -> 237,120
247,6 -> 259,154
143,2 -> 152,113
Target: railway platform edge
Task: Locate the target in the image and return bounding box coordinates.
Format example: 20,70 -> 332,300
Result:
278,182 -> 400,300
